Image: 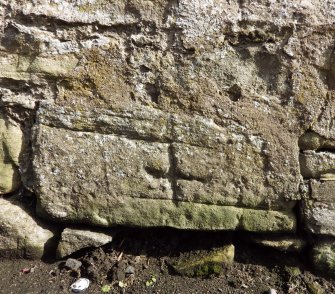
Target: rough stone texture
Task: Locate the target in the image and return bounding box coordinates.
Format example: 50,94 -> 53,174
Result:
302,181 -> 335,236
312,241 -> 335,278
250,235 -> 306,252
1,1 -> 335,235
57,227 -> 114,258
33,103 -> 296,231
0,112 -> 23,194
299,132 -> 335,151
0,198 -> 56,259
300,151 -> 335,179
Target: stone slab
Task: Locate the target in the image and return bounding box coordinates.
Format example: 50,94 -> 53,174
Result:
32,104 -> 298,232
57,227 -> 114,258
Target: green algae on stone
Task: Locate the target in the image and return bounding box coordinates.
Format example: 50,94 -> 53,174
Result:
172,245 -> 234,277
36,193 -> 296,233
306,281 -> 325,294
312,241 -> 335,278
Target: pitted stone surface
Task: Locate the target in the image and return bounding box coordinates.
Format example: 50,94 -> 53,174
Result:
33,103 -> 297,232
302,181 -> 335,236
3,0 -> 335,235
300,151 -> 335,179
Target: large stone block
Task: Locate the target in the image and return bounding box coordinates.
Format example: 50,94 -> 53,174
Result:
32,103 -> 297,232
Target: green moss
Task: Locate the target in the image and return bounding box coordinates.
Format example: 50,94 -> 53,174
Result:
312,242 -> 335,278
172,245 -> 234,277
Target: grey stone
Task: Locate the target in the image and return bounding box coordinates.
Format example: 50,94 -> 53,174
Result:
125,266 -> 135,275
0,198 -> 56,259
57,227 -> 114,258
310,181 -> 335,202
32,104 -> 297,233
299,151 -> 335,179
299,132 -> 335,151
303,202 -> 335,236
302,181 -> 335,236
65,258 -> 82,271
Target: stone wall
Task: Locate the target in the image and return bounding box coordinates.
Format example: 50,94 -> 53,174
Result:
0,0 -> 335,274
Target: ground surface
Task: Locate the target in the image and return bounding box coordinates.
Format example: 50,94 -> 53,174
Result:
0,229 -> 334,294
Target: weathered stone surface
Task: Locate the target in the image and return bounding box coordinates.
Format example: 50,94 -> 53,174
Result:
173,143 -> 293,209
302,181 -> 335,236
57,227 -> 113,258
65,258 -> 82,271
14,1 -> 139,26
0,113 -> 23,194
33,103 -> 296,232
310,181 -> 335,203
300,151 -> 335,179
303,203 -> 335,236
250,235 -> 306,252
299,132 -> 335,151
0,198 -> 56,259
311,100 -> 335,141
3,0 -> 335,236
312,241 -> 335,278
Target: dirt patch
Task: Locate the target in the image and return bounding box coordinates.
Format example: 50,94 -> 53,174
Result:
0,228 -> 334,294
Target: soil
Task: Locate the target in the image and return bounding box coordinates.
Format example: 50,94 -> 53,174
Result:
0,228 -> 334,294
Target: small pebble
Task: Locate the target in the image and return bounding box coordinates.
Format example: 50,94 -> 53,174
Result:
125,265 -> 135,275
267,289 -> 277,294
65,258 -> 82,271
116,268 -> 126,281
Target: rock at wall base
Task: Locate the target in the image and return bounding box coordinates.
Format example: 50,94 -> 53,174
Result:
312,241 -> 335,279
171,245 -> 234,277
57,227 -> 114,258
0,198 -> 57,259
249,235 -> 306,252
